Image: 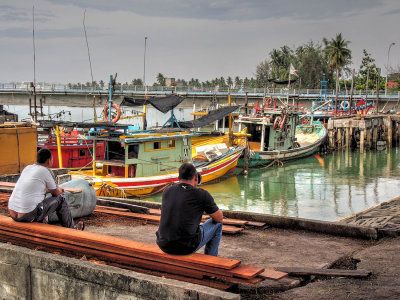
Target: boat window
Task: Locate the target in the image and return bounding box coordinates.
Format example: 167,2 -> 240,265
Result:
108,141 -> 125,160
128,144 -> 139,159
79,149 -> 86,156
145,139 -> 176,151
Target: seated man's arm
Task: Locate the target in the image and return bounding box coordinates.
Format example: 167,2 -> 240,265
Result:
209,209 -> 223,223
47,187 -> 64,196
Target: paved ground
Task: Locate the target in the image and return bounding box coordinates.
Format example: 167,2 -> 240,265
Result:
1,195 -> 399,299
83,211 -> 399,299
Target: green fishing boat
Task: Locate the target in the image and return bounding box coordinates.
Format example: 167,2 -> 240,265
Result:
236,109 -> 327,168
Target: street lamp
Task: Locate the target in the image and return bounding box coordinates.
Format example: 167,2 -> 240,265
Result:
385,42 -> 395,96
143,36 -> 148,88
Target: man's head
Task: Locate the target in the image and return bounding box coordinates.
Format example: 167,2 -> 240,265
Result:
37,148 -> 53,166
178,163 -> 202,186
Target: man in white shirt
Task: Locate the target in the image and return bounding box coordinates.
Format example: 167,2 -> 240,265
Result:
8,148 -> 84,230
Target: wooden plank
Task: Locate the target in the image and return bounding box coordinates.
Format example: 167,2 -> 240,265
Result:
276,267 -> 371,278
1,229 -> 261,287
221,218 -> 248,227
221,225 -> 244,235
97,198 -> 150,214
246,221 -> 267,227
0,221 -> 267,282
148,208 -> 161,216
226,264 -> 264,279
93,208 -> 161,224
96,205 -> 130,212
0,182 -> 15,188
259,269 -> 288,280
0,216 -> 241,270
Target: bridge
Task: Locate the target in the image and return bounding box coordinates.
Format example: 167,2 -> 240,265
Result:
0,83 -> 399,112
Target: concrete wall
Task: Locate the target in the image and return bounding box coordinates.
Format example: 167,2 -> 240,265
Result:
0,243 -> 239,300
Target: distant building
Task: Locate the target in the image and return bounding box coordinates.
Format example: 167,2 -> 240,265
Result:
165,78 -> 175,87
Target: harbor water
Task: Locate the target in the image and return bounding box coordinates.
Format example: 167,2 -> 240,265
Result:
146,148 -> 400,222
4,104 -> 400,222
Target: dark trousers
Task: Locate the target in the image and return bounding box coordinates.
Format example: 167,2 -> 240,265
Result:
12,195 -> 74,228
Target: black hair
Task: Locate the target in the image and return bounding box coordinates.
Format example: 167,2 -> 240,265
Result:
37,148 -> 52,164
178,163 -> 197,181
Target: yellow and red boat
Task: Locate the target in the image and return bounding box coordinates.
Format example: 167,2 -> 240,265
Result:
70,127 -> 244,198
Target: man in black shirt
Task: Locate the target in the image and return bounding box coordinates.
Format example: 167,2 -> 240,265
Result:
156,163 -> 223,256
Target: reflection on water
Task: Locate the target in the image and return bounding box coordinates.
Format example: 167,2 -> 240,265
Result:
146,148 -> 400,221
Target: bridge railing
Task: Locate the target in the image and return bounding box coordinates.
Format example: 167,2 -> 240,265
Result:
0,82 -> 399,97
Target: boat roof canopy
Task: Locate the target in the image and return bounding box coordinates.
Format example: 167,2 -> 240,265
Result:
121,94 -> 184,113
177,106 -> 239,128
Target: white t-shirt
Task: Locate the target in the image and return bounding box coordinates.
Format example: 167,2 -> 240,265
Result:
8,164 -> 58,213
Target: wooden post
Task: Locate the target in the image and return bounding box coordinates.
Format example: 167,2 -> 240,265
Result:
260,125 -> 265,151
366,129 -> 372,149
337,129 -> 342,149
372,127 -> 378,149
346,127 -> 350,149
329,130 -> 335,150
360,129 -> 365,153
387,116 -> 393,148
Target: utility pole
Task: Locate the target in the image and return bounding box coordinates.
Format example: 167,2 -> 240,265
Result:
385,42 -> 395,96
143,36 -> 148,88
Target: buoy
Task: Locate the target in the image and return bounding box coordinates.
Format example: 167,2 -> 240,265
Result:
279,114 -> 287,131
273,117 -> 281,130
103,103 -> 121,123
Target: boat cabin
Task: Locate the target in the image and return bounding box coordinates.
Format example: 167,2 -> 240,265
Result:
236,110 -> 299,152
89,131 -> 193,178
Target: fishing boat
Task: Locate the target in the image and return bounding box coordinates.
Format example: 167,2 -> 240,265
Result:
37,127 -> 105,169
236,109 -> 327,168
68,124 -> 244,198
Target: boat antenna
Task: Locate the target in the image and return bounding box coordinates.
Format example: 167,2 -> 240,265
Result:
83,9 -> 97,121
32,6 -> 36,88
32,6 -> 37,122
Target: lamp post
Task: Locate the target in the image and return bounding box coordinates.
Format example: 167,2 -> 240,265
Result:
385,42 -> 395,96
143,36 -> 148,88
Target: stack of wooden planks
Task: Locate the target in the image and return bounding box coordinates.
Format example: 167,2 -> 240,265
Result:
0,215 -> 287,290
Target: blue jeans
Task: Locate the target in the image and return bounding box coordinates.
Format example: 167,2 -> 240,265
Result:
196,218 -> 223,256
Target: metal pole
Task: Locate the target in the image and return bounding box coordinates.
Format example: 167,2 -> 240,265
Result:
143,36 -> 147,88
385,42 -> 395,96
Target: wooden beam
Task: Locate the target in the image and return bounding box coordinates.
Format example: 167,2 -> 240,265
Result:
276,267 -> 371,278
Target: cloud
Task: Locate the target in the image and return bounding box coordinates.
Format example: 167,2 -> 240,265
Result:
46,0 -> 383,21
0,5 -> 54,23
0,27 -> 107,40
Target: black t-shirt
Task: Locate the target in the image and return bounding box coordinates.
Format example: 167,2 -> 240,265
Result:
156,183 -> 219,255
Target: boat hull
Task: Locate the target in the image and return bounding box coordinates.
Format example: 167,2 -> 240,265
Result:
238,124 -> 327,168
73,148 -> 243,198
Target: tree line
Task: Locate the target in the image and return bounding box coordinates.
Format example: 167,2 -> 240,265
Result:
68,33 -> 400,92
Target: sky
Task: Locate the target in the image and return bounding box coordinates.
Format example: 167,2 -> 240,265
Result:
1,0 -> 400,85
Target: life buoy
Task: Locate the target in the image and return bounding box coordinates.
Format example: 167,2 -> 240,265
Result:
340,101 -> 349,110
273,117 -> 281,130
103,103 -> 121,123
279,114 -> 287,131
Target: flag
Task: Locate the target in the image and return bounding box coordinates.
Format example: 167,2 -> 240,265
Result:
289,64 -> 299,77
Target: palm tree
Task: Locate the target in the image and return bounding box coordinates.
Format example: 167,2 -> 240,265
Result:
323,33 -> 352,116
